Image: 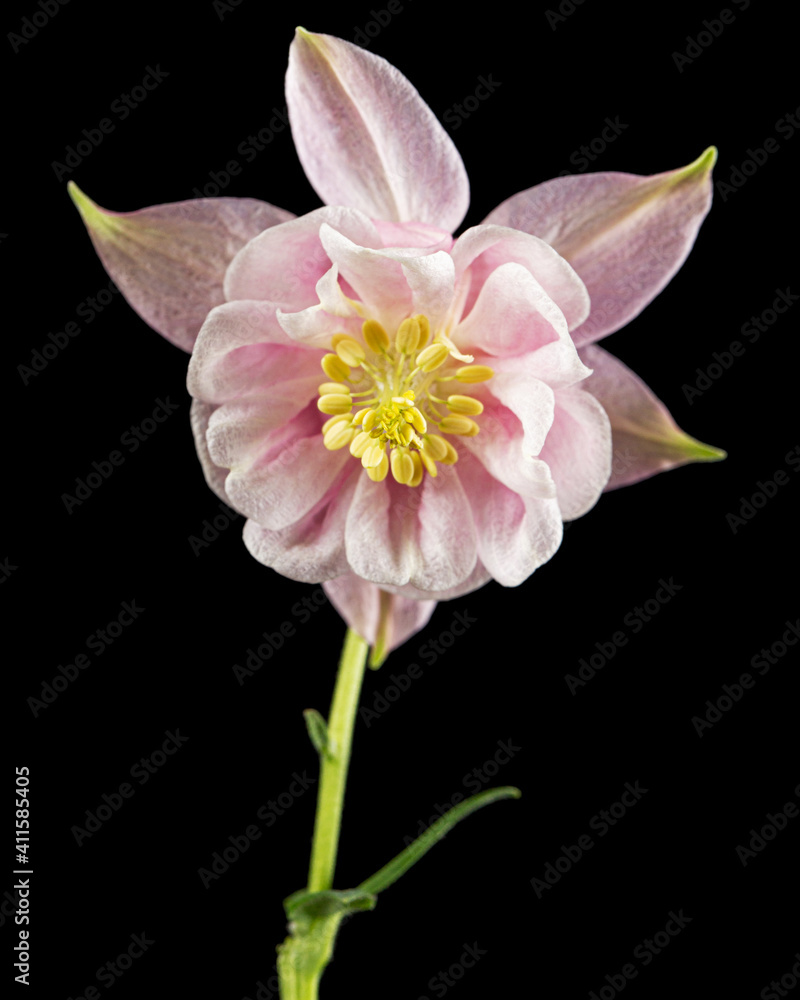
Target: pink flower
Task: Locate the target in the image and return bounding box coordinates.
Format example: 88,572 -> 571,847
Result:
69,28 -> 722,656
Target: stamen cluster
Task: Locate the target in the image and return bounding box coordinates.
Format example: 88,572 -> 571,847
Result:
316,315 -> 494,486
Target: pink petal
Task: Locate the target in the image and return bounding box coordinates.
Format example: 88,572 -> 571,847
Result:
451,225 -> 590,332
453,262 -> 567,357
190,400 -> 230,505
463,397 -> 557,501
223,206 -> 380,306
372,219 -> 453,251
344,467 -> 476,593
188,300 -> 316,404
579,345 -> 725,489
322,575 -> 436,659
483,148 -> 717,346
538,387 -> 612,519
457,452 -> 563,587
286,29 -> 469,230
219,403 -> 351,531
68,183 -> 293,352
242,474 -> 357,582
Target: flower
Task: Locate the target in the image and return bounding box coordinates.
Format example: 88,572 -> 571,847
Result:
69,28 -> 722,655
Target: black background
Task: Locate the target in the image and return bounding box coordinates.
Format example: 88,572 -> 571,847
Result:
5,1 -> 798,998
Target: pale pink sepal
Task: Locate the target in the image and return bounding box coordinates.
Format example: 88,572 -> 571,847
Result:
580,345 -> 725,489
482,148 -> 717,347
286,28 -> 469,231
68,183 -> 294,352
322,573 -> 436,667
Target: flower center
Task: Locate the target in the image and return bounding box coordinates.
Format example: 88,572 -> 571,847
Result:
317,315 -> 494,486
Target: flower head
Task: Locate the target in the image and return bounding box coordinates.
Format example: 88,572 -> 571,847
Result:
69,28 -> 723,654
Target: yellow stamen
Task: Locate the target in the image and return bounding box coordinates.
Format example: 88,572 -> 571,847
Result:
447,394 -> 484,415
323,421 -> 355,450
318,393 -> 353,415
362,443 -> 386,469
418,449 -> 438,477
391,449 -> 415,485
395,316 -> 421,354
321,414 -> 352,435
416,343 -> 450,372
406,407 -> 427,434
321,353 -> 351,381
423,434 -> 448,461
366,451 -> 389,482
362,319 -> 390,353
334,336 -> 366,366
455,365 -> 494,383
440,440 -> 459,465
439,415 -> 480,436
318,381 -> 350,396
408,451 -> 424,487
349,431 -> 373,458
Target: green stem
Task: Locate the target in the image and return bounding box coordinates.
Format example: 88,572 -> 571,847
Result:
307,628 -> 369,892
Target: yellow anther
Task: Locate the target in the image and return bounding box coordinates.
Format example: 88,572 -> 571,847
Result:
423,434 -> 448,462
418,449 -> 438,477
415,343 -> 450,372
416,314 -> 430,347
323,421 -> 355,450
439,415 -> 480,436
362,443 -> 386,469
349,431 -> 373,458
317,393 -> 353,415
334,336 -> 366,366
352,407 -> 372,426
455,365 -> 494,383
395,316 -> 421,354
362,319 -> 390,353
321,353 -> 351,381
392,396 -> 412,407
318,382 -> 350,396
440,440 -> 459,464
363,410 -> 377,432
391,449 -> 415,485
399,422 -> 416,446
408,451 -> 424,488
447,394 -> 484,415
406,407 -> 427,434
366,451 -> 389,482
321,414 -> 351,435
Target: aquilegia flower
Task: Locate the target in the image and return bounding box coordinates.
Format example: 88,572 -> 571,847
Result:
70,28 -> 722,655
